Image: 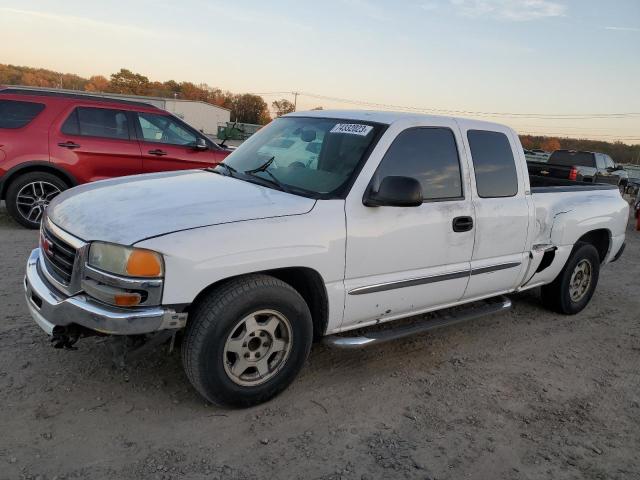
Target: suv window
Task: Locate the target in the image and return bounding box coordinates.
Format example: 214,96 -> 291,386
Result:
595,154 -> 606,169
0,100 -> 45,129
603,155 -> 616,169
62,107 -> 130,140
467,130 -> 518,198
374,127 -> 462,201
136,112 -> 197,146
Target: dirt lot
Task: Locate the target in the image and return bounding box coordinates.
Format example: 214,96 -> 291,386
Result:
1,205 -> 639,480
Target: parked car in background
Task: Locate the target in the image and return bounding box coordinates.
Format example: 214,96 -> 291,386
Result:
25,110 -> 628,407
0,87 -> 231,228
622,164 -> 640,196
524,149 -> 550,163
527,150 -> 628,191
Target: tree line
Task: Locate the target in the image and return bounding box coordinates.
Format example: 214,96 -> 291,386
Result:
520,135 -> 640,165
2,63 -> 638,163
0,64 -> 281,125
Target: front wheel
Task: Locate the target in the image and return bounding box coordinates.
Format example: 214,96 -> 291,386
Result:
5,172 -> 67,229
182,274 -> 313,407
541,242 -> 600,315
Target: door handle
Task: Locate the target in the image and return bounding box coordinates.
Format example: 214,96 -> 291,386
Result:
58,141 -> 80,149
148,149 -> 167,156
452,216 -> 474,232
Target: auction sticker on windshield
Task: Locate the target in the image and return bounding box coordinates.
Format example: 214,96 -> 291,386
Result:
330,124 -> 373,136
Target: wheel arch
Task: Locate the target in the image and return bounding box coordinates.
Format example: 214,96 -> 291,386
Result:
1,162 -> 77,199
574,229 -> 611,263
188,267 -> 329,339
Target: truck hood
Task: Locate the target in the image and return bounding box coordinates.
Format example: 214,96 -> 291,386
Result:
47,170 -> 316,245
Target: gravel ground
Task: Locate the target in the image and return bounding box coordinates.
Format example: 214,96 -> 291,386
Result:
0,204 -> 639,480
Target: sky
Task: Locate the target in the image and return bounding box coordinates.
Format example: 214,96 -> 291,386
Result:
1,0 -> 639,142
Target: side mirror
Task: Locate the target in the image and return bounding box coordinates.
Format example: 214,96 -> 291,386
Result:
194,137 -> 208,151
364,176 -> 423,207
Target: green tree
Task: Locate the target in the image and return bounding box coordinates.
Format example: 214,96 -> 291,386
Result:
232,94 -> 271,124
272,98 -> 295,117
109,68 -> 150,95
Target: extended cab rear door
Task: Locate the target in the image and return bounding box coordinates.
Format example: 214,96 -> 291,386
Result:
342,118 -> 475,330
457,122 -> 531,300
134,111 -> 226,172
49,104 -> 143,183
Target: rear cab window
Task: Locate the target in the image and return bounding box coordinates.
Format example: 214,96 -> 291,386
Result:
467,130 -> 518,198
61,106 -> 131,140
0,99 -> 45,128
549,151 -> 595,168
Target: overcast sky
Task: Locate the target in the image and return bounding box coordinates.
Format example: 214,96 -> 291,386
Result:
1,0 -> 638,141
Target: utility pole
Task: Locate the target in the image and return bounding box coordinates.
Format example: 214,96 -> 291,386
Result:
292,91 -> 299,111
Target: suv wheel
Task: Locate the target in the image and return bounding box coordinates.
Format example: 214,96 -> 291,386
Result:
541,242 -> 600,315
182,274 -> 313,407
6,172 -> 67,229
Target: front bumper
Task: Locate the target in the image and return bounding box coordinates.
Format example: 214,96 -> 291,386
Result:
25,249 -> 186,336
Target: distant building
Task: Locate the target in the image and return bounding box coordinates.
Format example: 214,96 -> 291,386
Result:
5,86 -> 231,137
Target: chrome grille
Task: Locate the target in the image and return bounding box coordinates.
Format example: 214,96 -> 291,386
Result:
41,225 -> 77,285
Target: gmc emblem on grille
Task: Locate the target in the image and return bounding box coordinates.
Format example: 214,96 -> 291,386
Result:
41,235 -> 54,257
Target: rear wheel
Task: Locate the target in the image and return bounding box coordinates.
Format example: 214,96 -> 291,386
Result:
182,274 -> 313,407
541,242 -> 600,315
6,172 -> 67,229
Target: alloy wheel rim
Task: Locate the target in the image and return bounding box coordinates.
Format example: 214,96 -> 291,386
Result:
15,181 -> 61,224
223,309 -> 293,387
569,259 -> 592,302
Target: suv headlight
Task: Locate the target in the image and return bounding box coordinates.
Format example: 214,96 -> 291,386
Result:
88,242 -> 164,278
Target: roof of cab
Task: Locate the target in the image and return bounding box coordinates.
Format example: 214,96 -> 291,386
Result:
287,109 -> 513,132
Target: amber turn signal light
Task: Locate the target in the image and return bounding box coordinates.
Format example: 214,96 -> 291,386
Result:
126,250 -> 163,277
114,292 -> 142,307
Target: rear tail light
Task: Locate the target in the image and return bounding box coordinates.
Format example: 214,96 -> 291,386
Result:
569,167 -> 578,181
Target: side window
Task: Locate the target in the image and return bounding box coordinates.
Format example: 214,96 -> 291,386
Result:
0,100 -> 45,129
595,154 -> 606,169
604,155 -> 615,169
137,112 -> 197,146
467,130 -> 518,198
374,128 -> 463,201
61,107 -> 130,140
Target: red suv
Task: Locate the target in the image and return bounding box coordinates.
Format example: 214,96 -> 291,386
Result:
0,88 -> 231,228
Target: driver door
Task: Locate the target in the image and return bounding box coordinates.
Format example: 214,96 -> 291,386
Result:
135,111 -> 224,172
342,122 -> 475,330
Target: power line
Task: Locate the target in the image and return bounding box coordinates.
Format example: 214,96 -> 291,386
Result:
295,91 -> 640,120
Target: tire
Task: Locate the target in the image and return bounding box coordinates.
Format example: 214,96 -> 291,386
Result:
182,274 -> 313,407
6,172 -> 68,229
541,242 -> 600,315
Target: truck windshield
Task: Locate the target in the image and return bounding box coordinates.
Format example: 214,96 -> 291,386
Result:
216,117 -> 382,198
548,151 -> 595,167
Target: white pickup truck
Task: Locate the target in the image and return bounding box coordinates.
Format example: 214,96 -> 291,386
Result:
25,110 -> 629,407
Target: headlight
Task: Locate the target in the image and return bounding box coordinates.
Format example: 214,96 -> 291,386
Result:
88,242 -> 163,278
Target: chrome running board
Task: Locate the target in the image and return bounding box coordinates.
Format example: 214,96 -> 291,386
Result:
323,296 -> 512,349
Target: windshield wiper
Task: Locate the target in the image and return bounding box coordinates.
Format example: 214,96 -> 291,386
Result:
210,162 -> 237,177
245,156 -> 274,174
244,157 -> 291,194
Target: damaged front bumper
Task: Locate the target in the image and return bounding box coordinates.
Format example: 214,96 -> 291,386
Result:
24,249 -> 186,336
